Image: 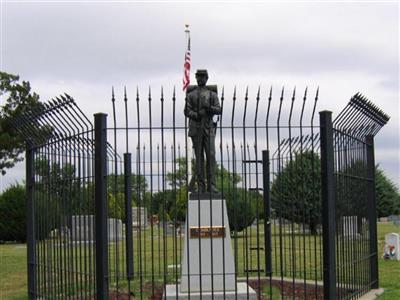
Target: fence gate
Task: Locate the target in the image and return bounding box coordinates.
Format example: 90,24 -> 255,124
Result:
12,87 -> 389,300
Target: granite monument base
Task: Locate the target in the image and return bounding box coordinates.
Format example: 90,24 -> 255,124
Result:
164,282 -> 257,300
164,193 -> 256,299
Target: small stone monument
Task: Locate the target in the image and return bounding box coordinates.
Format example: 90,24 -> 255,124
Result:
341,216 -> 358,238
108,218 -> 123,242
383,233 -> 400,260
70,215 -> 123,243
71,215 -> 95,242
132,207 -> 147,228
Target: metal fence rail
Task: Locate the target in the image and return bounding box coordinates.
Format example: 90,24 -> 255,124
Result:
11,88 -> 389,300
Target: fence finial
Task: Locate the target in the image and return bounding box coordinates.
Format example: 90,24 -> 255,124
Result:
148,86 -> 152,101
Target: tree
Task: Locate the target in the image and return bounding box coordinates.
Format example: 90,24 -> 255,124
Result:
0,72 -> 43,175
376,165 -> 400,217
271,150 -> 400,234
0,183 -> 27,242
271,151 -> 321,234
107,173 -> 148,198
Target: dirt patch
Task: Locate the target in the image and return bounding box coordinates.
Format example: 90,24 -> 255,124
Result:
248,279 -> 324,299
109,280 -> 350,300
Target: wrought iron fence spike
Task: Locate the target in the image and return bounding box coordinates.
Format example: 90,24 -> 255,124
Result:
292,86 -> 296,100
58,95 -> 66,103
124,86 -> 127,102
136,86 -> 139,101
112,86 -> 115,102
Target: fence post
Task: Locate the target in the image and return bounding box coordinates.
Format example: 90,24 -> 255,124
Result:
262,150 -> 272,276
26,144 -> 36,299
94,113 -> 109,299
319,111 -> 336,300
366,135 -> 379,289
124,152 -> 134,279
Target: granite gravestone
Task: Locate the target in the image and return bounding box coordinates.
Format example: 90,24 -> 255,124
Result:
132,207 -> 147,228
70,215 -> 123,243
383,233 -> 400,260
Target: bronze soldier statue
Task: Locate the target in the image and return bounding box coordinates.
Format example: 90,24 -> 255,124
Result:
184,69 -> 221,194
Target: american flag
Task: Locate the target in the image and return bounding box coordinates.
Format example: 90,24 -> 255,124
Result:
183,35 -> 191,91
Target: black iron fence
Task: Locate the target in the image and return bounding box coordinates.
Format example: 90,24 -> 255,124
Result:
321,94 -> 389,299
12,87 -> 388,300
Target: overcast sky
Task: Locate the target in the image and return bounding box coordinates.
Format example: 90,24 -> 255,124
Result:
0,1 -> 399,190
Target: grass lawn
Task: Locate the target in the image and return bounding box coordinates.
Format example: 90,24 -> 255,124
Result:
376,222 -> 400,299
0,222 -> 398,299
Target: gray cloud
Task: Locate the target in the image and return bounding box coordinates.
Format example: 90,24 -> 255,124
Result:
1,2 -> 398,190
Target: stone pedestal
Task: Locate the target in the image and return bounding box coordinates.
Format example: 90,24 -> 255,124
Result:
164,193 -> 256,300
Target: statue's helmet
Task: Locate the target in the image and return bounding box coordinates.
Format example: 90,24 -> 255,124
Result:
195,69 -> 208,78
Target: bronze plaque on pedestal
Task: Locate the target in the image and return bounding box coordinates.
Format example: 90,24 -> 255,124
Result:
190,226 -> 226,238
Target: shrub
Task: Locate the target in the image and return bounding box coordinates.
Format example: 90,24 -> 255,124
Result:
0,183 -> 26,242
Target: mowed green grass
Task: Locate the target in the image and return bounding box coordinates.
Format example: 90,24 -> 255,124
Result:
0,223 -> 399,299
376,223 -> 400,300
0,244 -> 27,299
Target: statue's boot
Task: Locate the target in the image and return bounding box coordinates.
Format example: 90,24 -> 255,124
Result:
208,185 -> 219,194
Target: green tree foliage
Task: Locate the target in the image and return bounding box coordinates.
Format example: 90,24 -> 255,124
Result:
376,165 -> 400,217
271,151 -> 400,234
107,173 -> 147,203
335,161 -> 400,219
271,151 -> 321,234
0,183 -> 27,242
0,72 -> 43,175
107,173 -> 148,220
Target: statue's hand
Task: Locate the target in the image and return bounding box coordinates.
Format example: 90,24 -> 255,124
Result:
206,105 -> 221,115
199,108 -> 207,117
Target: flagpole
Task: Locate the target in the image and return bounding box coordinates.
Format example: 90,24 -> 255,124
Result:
185,24 -> 190,51
183,24 -> 191,91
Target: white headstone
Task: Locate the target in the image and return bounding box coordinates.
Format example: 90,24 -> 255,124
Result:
341,216 -> 359,238
71,215 -> 95,241
108,218 -> 123,242
70,215 -> 123,242
383,233 -> 400,260
132,207 -> 147,228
